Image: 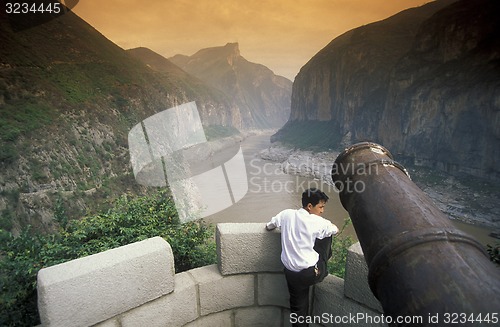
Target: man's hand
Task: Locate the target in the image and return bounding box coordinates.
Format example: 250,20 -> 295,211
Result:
265,223 -> 276,231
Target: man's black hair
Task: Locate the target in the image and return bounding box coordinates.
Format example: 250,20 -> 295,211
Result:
301,188 -> 329,208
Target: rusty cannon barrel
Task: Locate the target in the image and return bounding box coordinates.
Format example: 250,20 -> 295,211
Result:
331,142 -> 500,326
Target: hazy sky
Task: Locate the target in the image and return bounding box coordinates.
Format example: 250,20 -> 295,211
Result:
72,0 -> 433,80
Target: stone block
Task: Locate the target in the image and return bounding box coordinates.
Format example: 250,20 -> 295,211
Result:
217,223 -> 283,275
189,264 -> 255,316
234,306 -> 282,327
312,275 -> 387,327
37,237 -> 174,327
183,311 -> 233,327
257,273 -> 289,308
283,308 -> 292,327
344,242 -> 383,312
93,319 -> 120,327
121,271 -> 198,327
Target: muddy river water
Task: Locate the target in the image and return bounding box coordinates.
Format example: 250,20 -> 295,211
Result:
204,133 -> 497,247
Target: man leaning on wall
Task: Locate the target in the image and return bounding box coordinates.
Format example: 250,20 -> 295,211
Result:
266,188 -> 338,327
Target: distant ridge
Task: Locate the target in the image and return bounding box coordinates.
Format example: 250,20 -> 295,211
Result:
128,47 -> 191,76
170,43 -> 292,129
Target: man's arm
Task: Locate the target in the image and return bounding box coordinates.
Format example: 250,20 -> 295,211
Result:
317,221 -> 339,239
330,223 -> 339,236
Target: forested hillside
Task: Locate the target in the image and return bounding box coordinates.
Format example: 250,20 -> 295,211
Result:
0,8 -> 264,234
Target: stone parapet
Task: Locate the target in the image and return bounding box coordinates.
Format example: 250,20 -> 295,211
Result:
312,275 -> 387,327
190,264 -> 255,315
37,223 -> 382,326
257,273 -> 289,307
37,237 -> 174,327
120,271 -> 197,327
343,242 -> 383,312
216,222 -> 283,275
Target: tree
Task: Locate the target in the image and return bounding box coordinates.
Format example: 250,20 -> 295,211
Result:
0,190 -> 216,326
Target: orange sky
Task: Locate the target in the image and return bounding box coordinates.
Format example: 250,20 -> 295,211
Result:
72,0 -> 433,80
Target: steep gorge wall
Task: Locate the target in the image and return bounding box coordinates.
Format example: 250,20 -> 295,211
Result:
380,0 -> 500,179
280,0 -> 500,181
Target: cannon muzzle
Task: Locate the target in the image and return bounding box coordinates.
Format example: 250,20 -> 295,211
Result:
332,142 -> 499,326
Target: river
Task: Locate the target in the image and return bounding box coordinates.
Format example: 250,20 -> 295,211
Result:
204,133 -> 497,247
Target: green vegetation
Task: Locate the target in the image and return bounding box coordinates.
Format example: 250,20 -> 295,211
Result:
487,243 -> 500,266
0,190 -> 216,327
0,100 -> 55,163
0,189 -> 356,326
0,210 -> 14,231
45,63 -> 135,104
328,218 -> 355,278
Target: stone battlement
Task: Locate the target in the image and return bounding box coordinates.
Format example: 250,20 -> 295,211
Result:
37,223 -> 386,327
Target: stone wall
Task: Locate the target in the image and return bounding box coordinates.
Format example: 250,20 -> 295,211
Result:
37,223 -> 386,327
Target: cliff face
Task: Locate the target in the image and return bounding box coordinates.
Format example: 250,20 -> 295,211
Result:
277,0 -> 500,181
381,0 -> 500,179
170,43 -> 292,129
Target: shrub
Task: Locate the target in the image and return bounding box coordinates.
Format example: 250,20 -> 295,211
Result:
0,190 -> 216,326
327,218 -> 355,279
487,243 -> 500,266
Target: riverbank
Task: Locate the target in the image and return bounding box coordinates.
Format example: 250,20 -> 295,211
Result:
207,128 -> 278,153
258,142 -> 500,233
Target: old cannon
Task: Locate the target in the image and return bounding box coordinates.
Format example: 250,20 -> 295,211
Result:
331,142 -> 499,326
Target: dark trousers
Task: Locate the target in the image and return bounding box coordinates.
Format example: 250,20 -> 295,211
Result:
285,236 -> 332,327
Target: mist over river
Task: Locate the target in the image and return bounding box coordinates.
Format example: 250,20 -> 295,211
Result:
204,133 -> 497,246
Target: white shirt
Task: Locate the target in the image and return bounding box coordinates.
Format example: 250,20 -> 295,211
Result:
266,208 -> 339,272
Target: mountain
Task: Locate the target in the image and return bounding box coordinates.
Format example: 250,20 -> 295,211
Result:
128,47 -> 190,76
273,0 -> 500,182
126,47 -> 243,129
0,9 -> 240,234
170,43 -> 292,129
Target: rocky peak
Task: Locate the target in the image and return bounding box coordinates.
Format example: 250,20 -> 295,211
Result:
224,42 -> 240,65
170,43 -> 292,129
